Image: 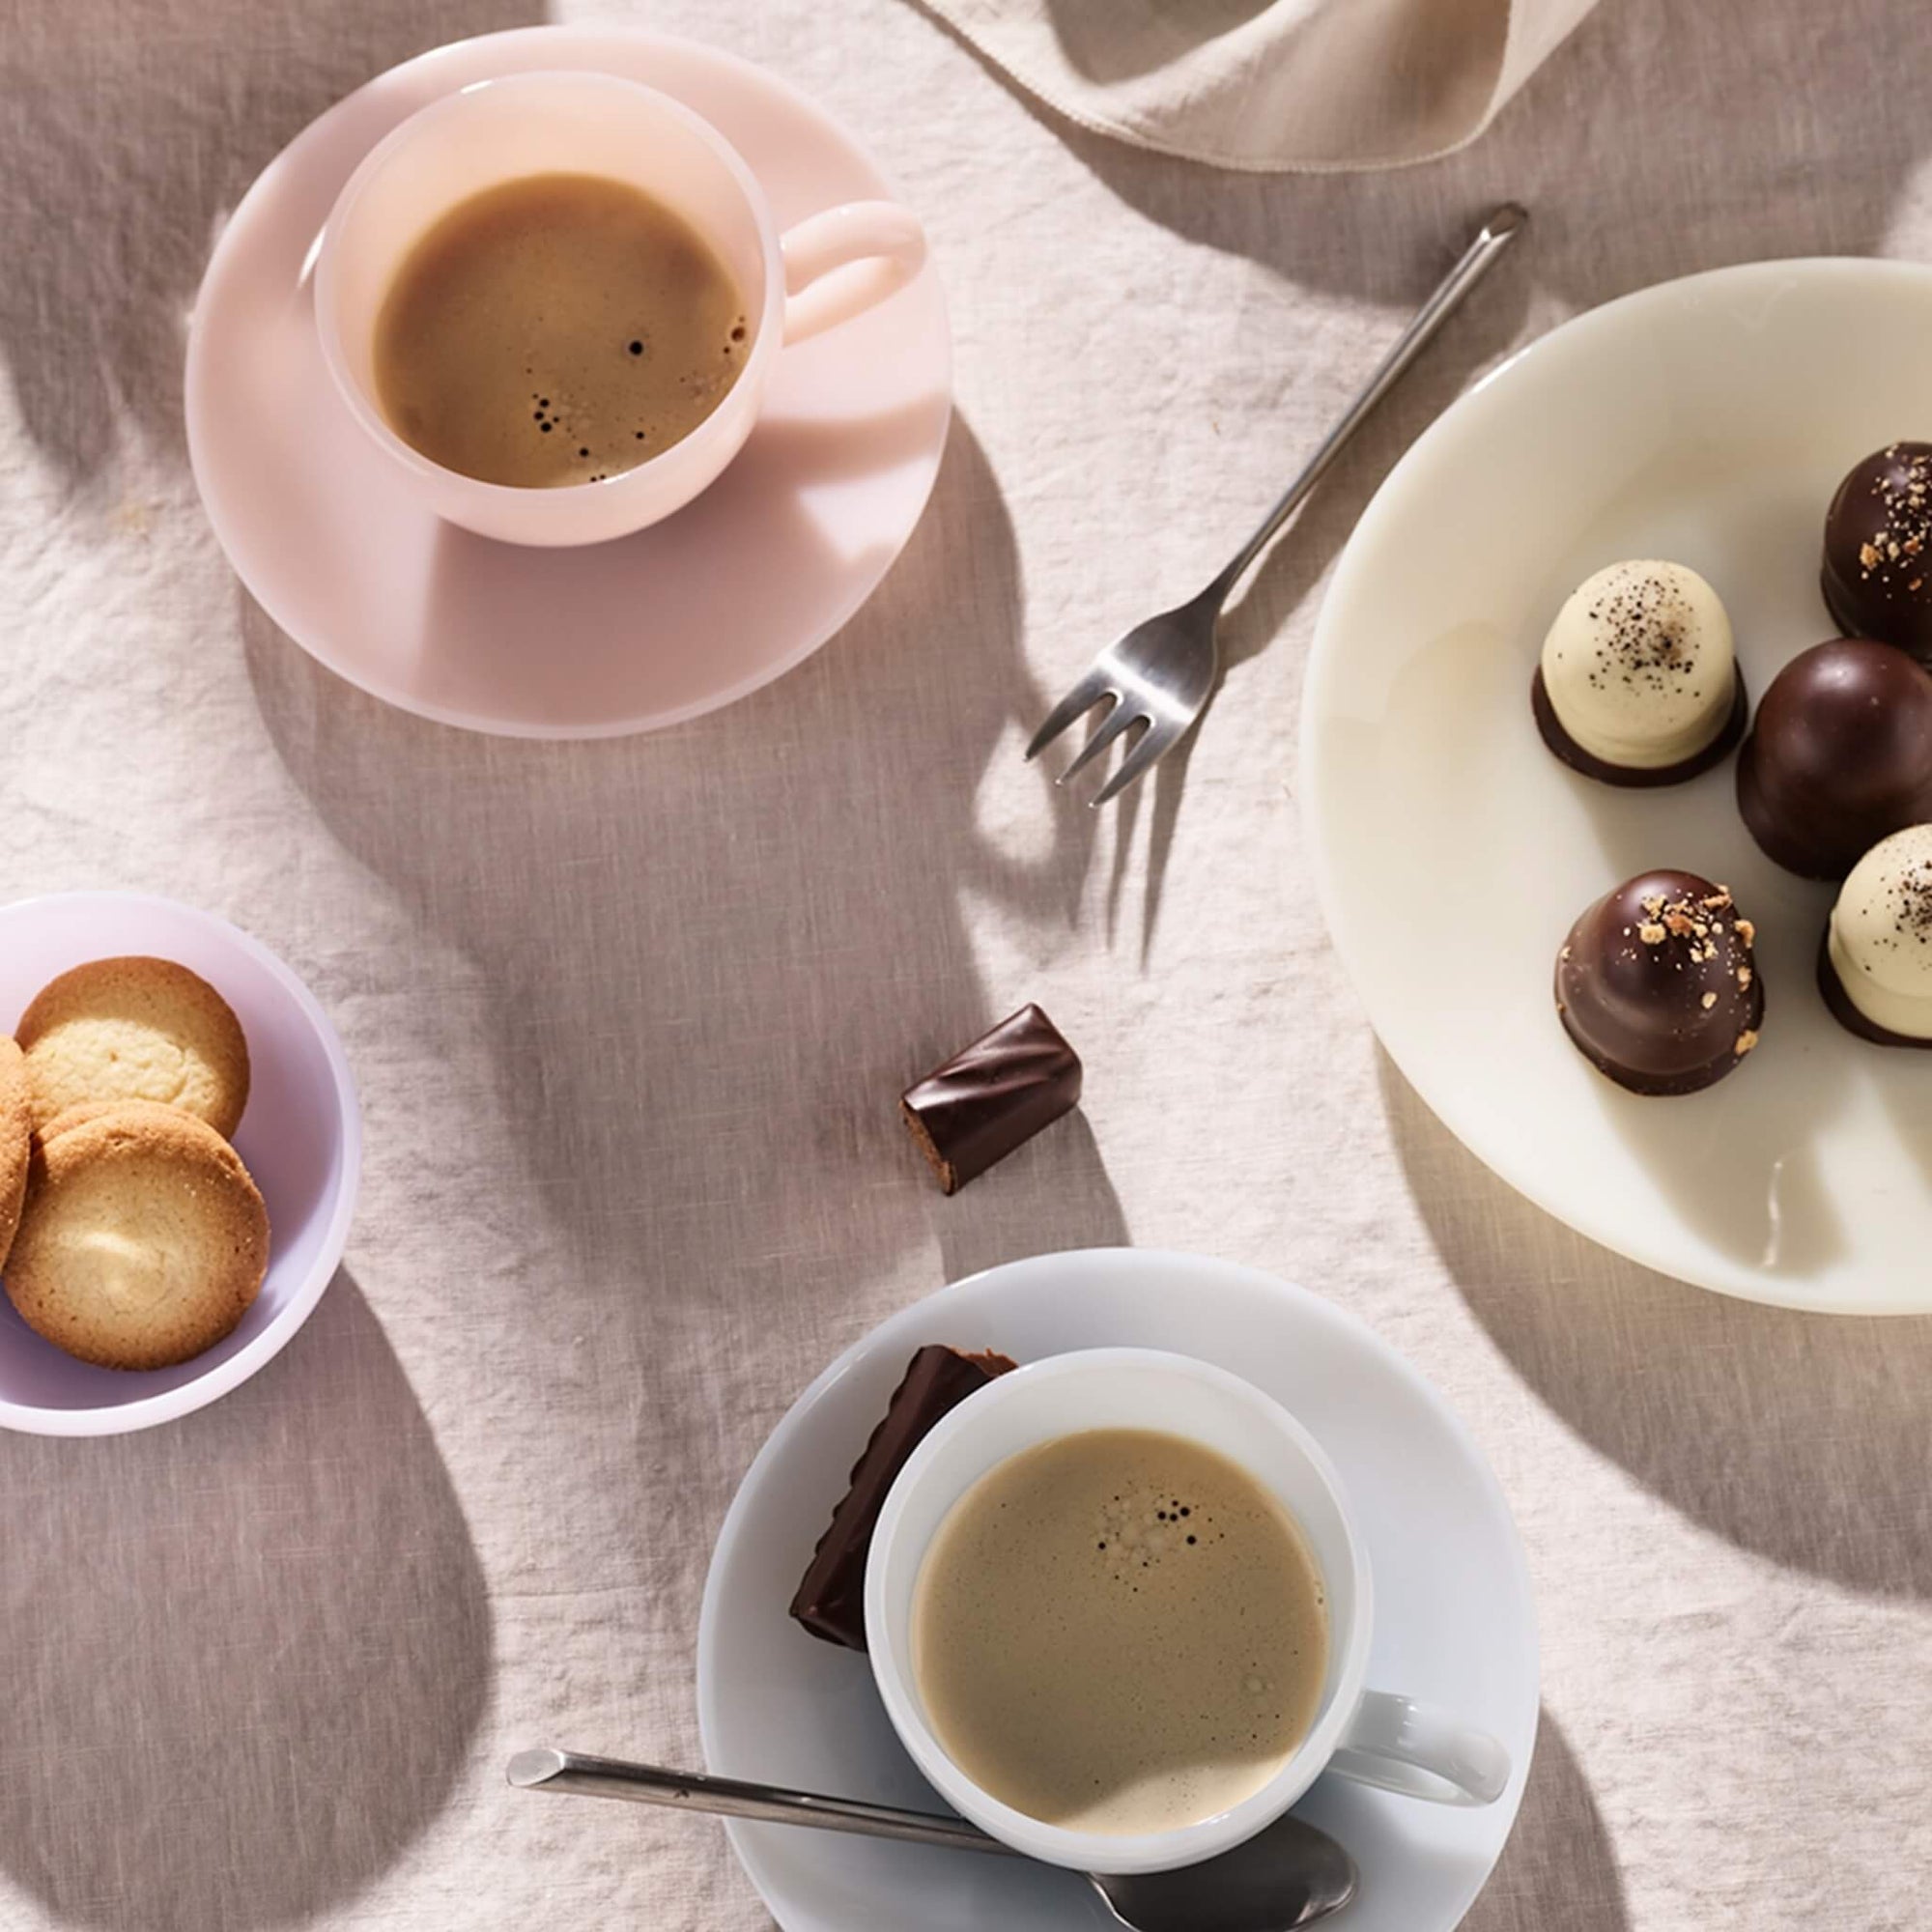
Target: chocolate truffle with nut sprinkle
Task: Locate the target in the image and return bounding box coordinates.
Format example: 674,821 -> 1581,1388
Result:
1822,442 -> 1932,664
1555,870 -> 1765,1095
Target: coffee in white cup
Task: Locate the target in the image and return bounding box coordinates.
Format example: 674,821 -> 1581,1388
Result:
912,1425 -> 1328,1835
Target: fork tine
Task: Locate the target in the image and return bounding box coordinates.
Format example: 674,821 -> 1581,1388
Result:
1025,669 -> 1116,761
1087,719 -> 1175,807
1056,699 -> 1144,786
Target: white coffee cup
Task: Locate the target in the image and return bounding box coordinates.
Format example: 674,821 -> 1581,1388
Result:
866,1348 -> 1511,1875
313,71 -> 925,547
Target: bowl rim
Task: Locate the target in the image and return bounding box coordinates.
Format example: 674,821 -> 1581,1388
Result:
0,890 -> 362,1435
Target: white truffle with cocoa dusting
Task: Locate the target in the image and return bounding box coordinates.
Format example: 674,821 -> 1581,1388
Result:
1827,824 -> 1932,1040
1541,561 -> 1738,771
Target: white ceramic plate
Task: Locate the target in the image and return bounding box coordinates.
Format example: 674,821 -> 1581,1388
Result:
697,1249 -> 1538,1931
1303,259 -> 1932,1313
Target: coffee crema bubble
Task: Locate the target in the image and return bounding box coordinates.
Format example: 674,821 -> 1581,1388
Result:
372,172 -> 748,489
911,1428 -> 1328,1836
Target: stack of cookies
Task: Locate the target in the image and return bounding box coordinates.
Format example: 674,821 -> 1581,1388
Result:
0,957 -> 270,1371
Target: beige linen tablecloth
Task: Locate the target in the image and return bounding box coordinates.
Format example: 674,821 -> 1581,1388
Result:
3,2 -> 1932,1927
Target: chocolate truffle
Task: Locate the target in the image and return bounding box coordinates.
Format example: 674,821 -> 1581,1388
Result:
1821,442 -> 1932,663
1735,639 -> 1932,880
1819,824 -> 1932,1048
1555,871 -> 1764,1096
1532,560 -> 1746,785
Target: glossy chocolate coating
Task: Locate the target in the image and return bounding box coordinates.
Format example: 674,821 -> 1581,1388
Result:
789,1345 -> 1017,1650
1555,871 -> 1764,1096
1533,664 -> 1747,786
900,1004 -> 1082,1194
1735,639 -> 1932,880
1822,442 -> 1932,663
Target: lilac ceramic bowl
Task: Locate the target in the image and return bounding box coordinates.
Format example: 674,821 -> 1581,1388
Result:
0,893 -> 360,1435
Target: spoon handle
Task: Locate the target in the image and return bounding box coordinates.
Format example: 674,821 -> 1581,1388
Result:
508,1747 -> 1018,1858
1208,201 -> 1527,600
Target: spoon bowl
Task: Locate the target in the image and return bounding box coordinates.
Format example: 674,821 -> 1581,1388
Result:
1091,1813 -> 1357,1931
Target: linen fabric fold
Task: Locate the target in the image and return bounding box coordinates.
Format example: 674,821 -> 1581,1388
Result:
914,0 -> 1602,170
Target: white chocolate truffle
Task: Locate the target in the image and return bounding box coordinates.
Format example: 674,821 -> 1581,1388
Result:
1827,824 -> 1932,1040
1540,561 -> 1737,770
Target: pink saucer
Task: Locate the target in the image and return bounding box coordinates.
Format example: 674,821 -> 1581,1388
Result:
185,28 -> 952,737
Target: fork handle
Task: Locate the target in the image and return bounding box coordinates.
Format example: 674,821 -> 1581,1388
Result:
1208,202 -> 1526,602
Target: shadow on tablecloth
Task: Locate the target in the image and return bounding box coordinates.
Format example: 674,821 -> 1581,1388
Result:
0,1272 -> 491,1930
242,407 -> 1122,1400
1464,1705 -> 1629,1932
1378,1048 -> 1932,1602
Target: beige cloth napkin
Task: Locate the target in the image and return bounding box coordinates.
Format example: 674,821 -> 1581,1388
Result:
917,0 -> 1603,169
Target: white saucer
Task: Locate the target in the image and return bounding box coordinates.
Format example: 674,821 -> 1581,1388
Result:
185,27 -> 952,738
1302,259 -> 1932,1312
697,1249 -> 1539,1931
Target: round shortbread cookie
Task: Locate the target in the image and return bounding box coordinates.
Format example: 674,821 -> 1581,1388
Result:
17,956 -> 250,1139
6,1100 -> 270,1371
0,1038 -> 31,1270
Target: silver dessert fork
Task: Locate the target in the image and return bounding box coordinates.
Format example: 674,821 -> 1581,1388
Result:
1028,202 -> 1527,806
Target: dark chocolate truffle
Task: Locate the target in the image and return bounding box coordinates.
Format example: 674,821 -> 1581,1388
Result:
1822,442 -> 1932,663
1555,871 -> 1764,1096
1735,639 -> 1932,880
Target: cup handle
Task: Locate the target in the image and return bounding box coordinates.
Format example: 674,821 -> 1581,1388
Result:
1323,1690 -> 1512,1806
779,201 -> 926,347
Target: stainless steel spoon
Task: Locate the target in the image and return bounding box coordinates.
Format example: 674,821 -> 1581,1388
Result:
508,1747 -> 1356,1931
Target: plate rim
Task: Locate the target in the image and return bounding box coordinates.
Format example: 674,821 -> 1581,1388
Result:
183,22 -> 953,740
1299,255 -> 1932,1314
696,1245 -> 1540,1932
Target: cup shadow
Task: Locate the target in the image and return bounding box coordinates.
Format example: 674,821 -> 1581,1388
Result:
1461,1706 -> 1628,1932
0,1271 -> 492,1931
1378,1047 -> 1932,1600
0,0 -> 536,488
242,415 -> 1122,1384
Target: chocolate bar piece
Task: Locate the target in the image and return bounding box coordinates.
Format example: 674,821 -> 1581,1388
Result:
790,1344 -> 1017,1650
899,1004 -> 1082,1194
